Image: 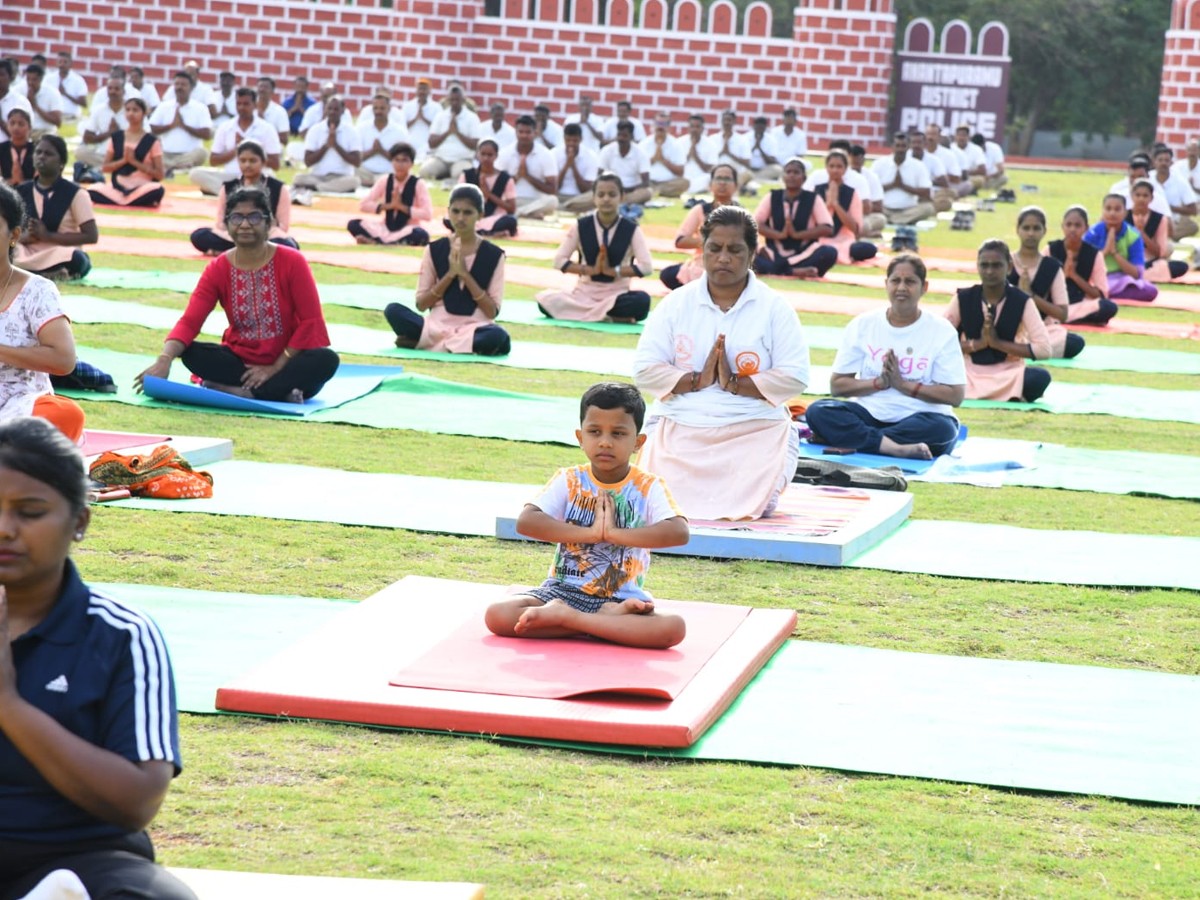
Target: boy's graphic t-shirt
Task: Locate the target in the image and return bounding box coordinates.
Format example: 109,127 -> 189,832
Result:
532,464 -> 683,601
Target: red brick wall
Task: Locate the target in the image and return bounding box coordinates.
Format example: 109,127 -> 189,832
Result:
1157,0 -> 1200,147
2,0 -> 896,146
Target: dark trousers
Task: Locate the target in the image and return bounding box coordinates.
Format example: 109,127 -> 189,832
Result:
659,263 -> 684,291
1023,366 -> 1052,401
536,291 -> 651,322
849,240 -> 877,262
806,399 -> 960,456
189,229 -> 300,254
345,220 -> 429,246
754,244 -> 839,277
1063,331 -> 1085,359
180,341 -> 340,400
0,834 -> 196,900
478,215 -> 518,237
34,250 -> 91,281
1071,298 -> 1119,326
383,303 -> 511,356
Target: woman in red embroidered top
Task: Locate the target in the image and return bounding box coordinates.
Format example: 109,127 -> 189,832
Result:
133,186 -> 339,402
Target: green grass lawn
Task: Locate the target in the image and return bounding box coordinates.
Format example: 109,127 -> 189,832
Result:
62,162 -> 1200,897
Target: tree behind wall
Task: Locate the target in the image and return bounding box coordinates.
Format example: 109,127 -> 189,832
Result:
894,0 -> 1171,153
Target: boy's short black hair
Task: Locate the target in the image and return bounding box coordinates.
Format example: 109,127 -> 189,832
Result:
580,382 -> 645,431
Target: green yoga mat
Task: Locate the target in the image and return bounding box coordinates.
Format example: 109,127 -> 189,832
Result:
1003,445 -> 1200,500
963,382 -> 1200,425
65,295 -> 636,375
540,640 -> 1200,805
94,582 -> 350,713
132,582 -> 1200,804
64,346 -> 580,443
848,520 -> 1200,590
79,269 -> 1200,371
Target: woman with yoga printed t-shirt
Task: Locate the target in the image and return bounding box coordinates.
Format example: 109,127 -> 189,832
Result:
86,98 -> 165,208
346,142 -> 432,247
806,254 -> 965,460
753,157 -> 837,278
634,206 -> 809,521
659,164 -> 740,291
458,139 -> 517,237
136,187 -> 339,403
536,173 -> 653,323
1046,206 -> 1118,327
384,184 -> 511,356
0,417 -> 196,900
1009,206 -> 1080,359
13,136 -> 96,282
945,239 -> 1052,402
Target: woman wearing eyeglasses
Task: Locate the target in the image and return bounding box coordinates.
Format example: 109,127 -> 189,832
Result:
133,186 -> 339,403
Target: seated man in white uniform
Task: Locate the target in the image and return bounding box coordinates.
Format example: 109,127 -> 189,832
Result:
951,125 -> 987,193
210,71 -> 237,129
128,67 -> 160,111
18,63 -> 63,138
639,114 -> 689,198
421,84 -> 480,181
680,114 -> 716,196
1109,154 -> 1171,217
770,108 -> 808,160
871,131 -> 935,225
183,60 -> 218,119
700,110 -> 753,191
848,143 -> 886,238
44,50 -> 88,126
906,129 -> 952,212
357,90 -> 409,186
255,77 -> 292,148
190,86 -> 282,195
293,95 -> 361,201
732,116 -> 783,189
602,101 -> 646,145
1152,145 -> 1198,239
556,122 -> 601,213
533,104 -> 563,150
75,76 -> 128,171
403,77 -> 440,159
924,122 -> 969,197
482,102 -> 516,149
147,71 -> 213,176
496,115 -> 558,218
563,94 -> 605,153
971,133 -> 1006,190
598,120 -> 652,206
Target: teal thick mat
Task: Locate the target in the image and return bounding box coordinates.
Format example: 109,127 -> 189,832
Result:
125,581 -> 1199,804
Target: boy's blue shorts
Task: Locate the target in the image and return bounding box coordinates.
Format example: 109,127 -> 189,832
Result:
526,580 -> 614,614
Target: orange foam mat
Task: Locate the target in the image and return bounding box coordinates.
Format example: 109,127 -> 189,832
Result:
217,576 -> 796,748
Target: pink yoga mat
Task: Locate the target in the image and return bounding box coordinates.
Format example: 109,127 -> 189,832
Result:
689,485 -> 873,536
391,595 -> 749,699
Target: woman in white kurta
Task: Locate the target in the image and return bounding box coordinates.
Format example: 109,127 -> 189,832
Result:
633,205 -> 809,520
535,173 -> 652,323
383,183 -> 510,355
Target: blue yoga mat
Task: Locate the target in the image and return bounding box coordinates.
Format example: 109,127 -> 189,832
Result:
139,363 -> 394,416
